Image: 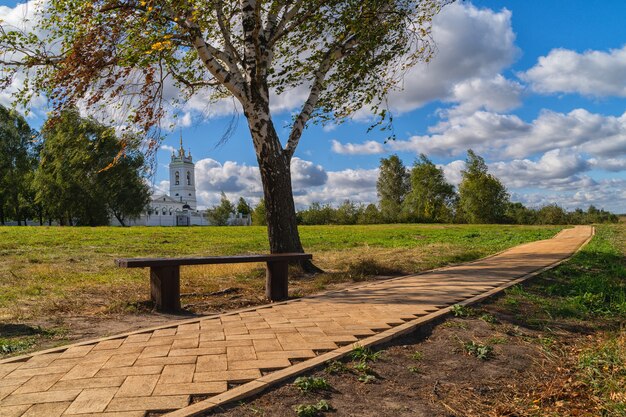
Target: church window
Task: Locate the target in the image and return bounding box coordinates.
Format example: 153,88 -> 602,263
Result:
175,171 -> 180,185
186,171 -> 191,185
162,208 -> 166,215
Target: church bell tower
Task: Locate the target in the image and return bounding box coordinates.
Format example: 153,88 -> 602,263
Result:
169,133 -> 197,209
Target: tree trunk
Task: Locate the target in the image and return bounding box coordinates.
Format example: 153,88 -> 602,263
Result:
0,205 -> 4,225
115,213 -> 126,227
246,107 -> 321,273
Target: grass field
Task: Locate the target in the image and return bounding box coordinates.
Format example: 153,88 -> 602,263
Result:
0,224 -> 560,321
0,224 -> 562,355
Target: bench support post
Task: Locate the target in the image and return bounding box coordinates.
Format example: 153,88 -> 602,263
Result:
150,266 -> 181,312
266,261 -> 289,301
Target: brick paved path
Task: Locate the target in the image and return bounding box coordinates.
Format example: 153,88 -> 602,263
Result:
0,226 -> 593,417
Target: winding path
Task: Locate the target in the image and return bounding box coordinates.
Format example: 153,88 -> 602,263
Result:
0,226 -> 593,417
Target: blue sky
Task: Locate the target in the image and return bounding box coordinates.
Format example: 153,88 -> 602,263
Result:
1,0 -> 625,212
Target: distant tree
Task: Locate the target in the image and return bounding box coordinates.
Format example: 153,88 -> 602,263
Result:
377,155 -> 409,223
334,200 -> 360,225
251,199 -> 267,226
357,203 -> 383,224
505,202 -> 537,225
98,143 -> 151,226
298,202 -> 335,225
206,192 -> 235,226
457,150 -> 509,224
35,110 -> 150,226
236,197 -> 252,216
403,154 -> 456,222
0,105 -> 38,225
536,204 -> 567,225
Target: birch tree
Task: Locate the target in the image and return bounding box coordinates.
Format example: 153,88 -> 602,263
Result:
1,0 -> 452,266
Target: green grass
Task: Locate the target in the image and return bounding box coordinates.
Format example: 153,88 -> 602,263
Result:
502,225 -> 626,322
494,223 -> 626,414
0,224 -> 560,321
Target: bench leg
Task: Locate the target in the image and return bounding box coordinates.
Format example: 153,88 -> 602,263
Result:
266,261 -> 289,301
150,266 -> 181,312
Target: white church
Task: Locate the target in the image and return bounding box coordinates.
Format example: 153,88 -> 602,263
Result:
122,137 -> 251,227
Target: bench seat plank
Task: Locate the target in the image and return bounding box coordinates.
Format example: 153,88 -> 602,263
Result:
116,253 -> 312,268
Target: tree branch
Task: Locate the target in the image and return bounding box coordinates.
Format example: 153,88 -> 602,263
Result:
284,36 -> 358,159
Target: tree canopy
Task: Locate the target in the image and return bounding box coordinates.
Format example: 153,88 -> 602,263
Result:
0,105 -> 39,225
403,153 -> 455,222
457,149 -> 509,224
377,154 -> 409,222
35,110 -> 150,226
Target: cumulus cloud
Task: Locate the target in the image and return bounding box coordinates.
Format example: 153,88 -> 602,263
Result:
445,75 -> 523,116
386,3 -> 519,113
521,45 -> 626,97
331,139 -> 385,155
439,160 -> 465,185
337,108 -> 626,159
293,168 -> 379,207
490,149 -> 591,189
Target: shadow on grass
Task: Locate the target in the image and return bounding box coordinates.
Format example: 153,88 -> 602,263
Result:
0,323 -> 50,338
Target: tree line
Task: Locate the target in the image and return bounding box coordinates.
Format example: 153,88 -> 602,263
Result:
295,151 -> 619,226
0,106 -> 150,226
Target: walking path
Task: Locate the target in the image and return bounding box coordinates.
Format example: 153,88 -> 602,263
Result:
0,226 -> 593,417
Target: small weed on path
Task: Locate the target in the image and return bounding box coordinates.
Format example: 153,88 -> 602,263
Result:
350,345 -> 381,362
462,341 -> 494,360
293,377 -> 331,393
294,400 -> 331,417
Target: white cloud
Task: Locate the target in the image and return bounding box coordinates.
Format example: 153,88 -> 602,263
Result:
331,139 -> 385,155
293,168 -> 379,207
386,3 -> 519,113
522,45 -> 626,97
439,160 -> 465,185
160,144 -> 176,153
446,75 -> 523,116
588,158 -> 626,172
344,108 -> 626,160
490,149 -> 591,189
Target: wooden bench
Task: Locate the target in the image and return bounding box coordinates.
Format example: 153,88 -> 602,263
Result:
115,253 -> 312,312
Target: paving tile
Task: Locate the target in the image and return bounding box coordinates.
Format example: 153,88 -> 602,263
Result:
1,389 -> 81,406
134,356 -> 197,367
59,345 -> 95,359
158,364 -> 195,384
168,347 -> 225,357
12,373 -> 65,394
95,365 -> 163,378
138,345 -> 171,359
193,369 -> 261,383
228,359 -> 291,371
196,354 -> 227,372
21,401 -> 70,417
226,346 -> 256,361
92,340 -> 125,351
0,404 -> 30,417
115,374 -> 160,397
105,395 -> 189,412
64,387 -> 119,414
50,377 -> 125,391
153,381 -> 227,396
